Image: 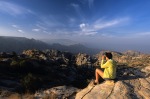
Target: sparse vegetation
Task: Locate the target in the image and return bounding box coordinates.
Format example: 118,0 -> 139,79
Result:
21,73 -> 42,92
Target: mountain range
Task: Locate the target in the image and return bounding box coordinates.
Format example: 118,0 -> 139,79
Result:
0,36 -> 100,55
41,38 -> 78,46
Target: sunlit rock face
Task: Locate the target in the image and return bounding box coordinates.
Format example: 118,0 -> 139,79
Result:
76,66 -> 150,99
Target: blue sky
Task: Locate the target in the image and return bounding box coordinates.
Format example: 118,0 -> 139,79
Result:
0,0 -> 150,53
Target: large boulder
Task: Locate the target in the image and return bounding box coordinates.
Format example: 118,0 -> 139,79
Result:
76,81 -> 131,99
75,66 -> 150,99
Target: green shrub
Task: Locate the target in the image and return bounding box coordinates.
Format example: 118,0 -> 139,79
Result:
10,60 -> 19,67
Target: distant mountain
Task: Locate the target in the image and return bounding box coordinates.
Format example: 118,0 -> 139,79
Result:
41,39 -> 78,46
0,36 -> 100,55
0,36 -> 49,53
50,43 -> 100,55
123,50 -> 143,56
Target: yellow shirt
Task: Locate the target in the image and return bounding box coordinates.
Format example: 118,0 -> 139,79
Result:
101,59 -> 117,79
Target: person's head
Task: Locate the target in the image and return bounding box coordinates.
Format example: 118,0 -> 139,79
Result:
104,52 -> 112,59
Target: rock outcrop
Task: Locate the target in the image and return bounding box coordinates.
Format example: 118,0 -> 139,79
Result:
123,50 -> 142,57
75,53 -> 91,66
34,86 -> 80,99
76,66 -> 150,99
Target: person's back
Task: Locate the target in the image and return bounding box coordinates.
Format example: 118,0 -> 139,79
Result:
101,59 -> 117,79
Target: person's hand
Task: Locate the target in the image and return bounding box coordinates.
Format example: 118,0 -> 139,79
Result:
102,55 -> 105,60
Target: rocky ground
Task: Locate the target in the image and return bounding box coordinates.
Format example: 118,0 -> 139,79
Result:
76,65 -> 150,99
0,49 -> 150,99
0,49 -> 95,99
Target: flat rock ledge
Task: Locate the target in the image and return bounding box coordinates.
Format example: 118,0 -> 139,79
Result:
76,66 -> 150,99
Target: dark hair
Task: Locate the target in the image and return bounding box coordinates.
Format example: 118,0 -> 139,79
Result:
105,52 -> 112,59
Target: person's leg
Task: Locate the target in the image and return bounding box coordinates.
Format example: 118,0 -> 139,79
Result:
95,68 -> 104,83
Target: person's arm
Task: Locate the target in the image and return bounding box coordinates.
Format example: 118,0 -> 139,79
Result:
101,60 -> 110,68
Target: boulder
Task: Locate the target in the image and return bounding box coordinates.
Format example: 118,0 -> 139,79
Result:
75,81 -> 131,99
75,66 -> 150,99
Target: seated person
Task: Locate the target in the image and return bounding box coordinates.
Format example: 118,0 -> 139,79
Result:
94,52 -> 117,84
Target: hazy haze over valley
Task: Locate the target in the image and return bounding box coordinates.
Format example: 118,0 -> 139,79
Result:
0,0 -> 150,53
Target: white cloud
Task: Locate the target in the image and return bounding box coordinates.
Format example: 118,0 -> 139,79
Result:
36,24 -> 47,30
79,31 -> 97,36
17,29 -> 24,33
11,24 -> 25,33
136,32 -> 150,36
93,17 -> 129,30
43,31 -> 50,34
79,23 -> 96,35
32,29 -> 40,32
94,20 -> 119,29
12,25 -> 19,28
78,17 -> 130,36
0,27 -> 28,37
0,1 -> 34,16
79,23 -> 86,29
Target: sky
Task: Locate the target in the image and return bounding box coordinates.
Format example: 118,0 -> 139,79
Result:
0,0 -> 150,53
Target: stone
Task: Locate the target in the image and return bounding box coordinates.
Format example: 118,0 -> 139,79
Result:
76,65 -> 150,99
34,86 -> 80,99
75,53 -> 91,66
138,87 -> 150,99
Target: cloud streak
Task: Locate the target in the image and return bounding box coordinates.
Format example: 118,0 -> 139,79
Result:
12,25 -> 19,28
32,29 -> 40,32
0,1 -> 33,16
70,3 -> 83,18
37,17 -> 129,37
79,17 -> 130,36
37,15 -> 65,29
17,29 -> 24,33
78,0 -> 94,9
88,0 -> 94,9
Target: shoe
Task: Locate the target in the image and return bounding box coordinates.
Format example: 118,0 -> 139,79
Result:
93,80 -> 99,85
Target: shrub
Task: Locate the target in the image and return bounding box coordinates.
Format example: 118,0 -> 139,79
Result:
21,73 -> 42,92
10,60 -> 19,66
